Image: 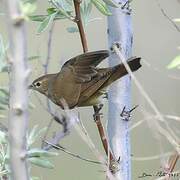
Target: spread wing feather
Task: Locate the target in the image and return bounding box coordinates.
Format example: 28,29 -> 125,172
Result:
62,50 -> 109,68
62,50 -> 109,83
51,50 -> 109,108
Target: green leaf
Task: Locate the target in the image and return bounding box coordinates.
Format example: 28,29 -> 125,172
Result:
173,18 -> 180,22
102,0 -> 119,7
0,105 -> 7,110
0,97 -> 9,106
29,13 -> 67,22
0,35 -> 6,72
29,157 -> 54,169
0,114 -> 6,119
1,66 -> 9,72
167,55 -> 180,69
27,149 -> 58,158
29,15 -> 49,22
28,56 -> 40,61
66,27 -> 78,33
20,1 -> 37,16
37,11 -> 57,34
0,88 -> 9,97
52,0 -> 73,12
28,102 -> 35,109
0,131 -> 7,144
80,0 -> 92,26
31,177 -> 40,180
91,0 -> 111,16
28,125 -> 47,146
50,0 -> 73,19
47,7 -> 57,14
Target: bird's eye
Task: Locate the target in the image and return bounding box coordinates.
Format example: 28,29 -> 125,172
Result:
35,82 -> 41,87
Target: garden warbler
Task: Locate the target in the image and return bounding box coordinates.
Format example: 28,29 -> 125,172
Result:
29,50 -> 141,109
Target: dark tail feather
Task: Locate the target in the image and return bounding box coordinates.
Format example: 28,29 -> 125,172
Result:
105,57 -> 141,86
127,57 -> 141,72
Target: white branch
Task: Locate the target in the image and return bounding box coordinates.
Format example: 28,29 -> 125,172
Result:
107,1 -> 133,179
7,0 -> 30,179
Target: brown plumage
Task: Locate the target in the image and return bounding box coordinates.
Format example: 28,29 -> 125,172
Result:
29,50 -> 141,109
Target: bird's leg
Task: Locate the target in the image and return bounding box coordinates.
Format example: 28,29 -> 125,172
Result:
93,104 -> 103,120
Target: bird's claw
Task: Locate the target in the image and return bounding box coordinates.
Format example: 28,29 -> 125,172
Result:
93,104 -> 103,120
93,112 -> 103,120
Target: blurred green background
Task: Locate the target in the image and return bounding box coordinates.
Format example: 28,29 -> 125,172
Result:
0,0 -> 180,179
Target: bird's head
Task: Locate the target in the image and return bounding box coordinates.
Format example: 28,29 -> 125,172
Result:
29,74 -> 56,96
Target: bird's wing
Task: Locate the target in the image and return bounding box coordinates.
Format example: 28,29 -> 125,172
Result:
77,68 -> 112,105
51,50 -> 109,108
62,50 -> 109,68
61,50 -> 109,83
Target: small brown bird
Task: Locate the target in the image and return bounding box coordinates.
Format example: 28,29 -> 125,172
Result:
29,50 -> 141,109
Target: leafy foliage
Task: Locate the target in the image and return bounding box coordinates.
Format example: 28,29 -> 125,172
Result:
0,126 -> 58,178
30,0 -> 118,33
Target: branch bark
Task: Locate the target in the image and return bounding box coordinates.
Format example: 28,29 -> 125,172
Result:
73,0 -> 114,164
7,1 -> 29,179
73,0 -> 88,53
107,1 -> 133,179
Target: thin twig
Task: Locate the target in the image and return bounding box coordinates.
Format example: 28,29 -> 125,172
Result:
43,23 -> 54,74
156,0 -> 180,32
44,140 -> 102,165
41,23 -> 55,148
131,151 -> 173,161
73,120 -> 116,180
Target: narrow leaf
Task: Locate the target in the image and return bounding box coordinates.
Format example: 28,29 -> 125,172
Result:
0,35 -> 6,72
173,18 -> 180,22
28,56 -> 40,61
28,126 -> 47,146
102,0 -> 119,7
29,157 -> 54,169
66,27 -> 78,33
27,148 -> 58,158
167,55 -> 180,69
37,12 -> 57,34
91,0 -> 111,16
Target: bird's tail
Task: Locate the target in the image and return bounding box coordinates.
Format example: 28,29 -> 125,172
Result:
105,57 -> 141,87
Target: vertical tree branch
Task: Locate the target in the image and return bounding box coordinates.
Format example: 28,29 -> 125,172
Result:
73,0 -> 88,53
107,1 -> 133,179
73,0 -> 114,167
41,24 -> 55,148
93,106 -> 114,161
7,0 -> 29,179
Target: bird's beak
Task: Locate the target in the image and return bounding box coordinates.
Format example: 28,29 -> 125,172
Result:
28,84 -> 33,89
